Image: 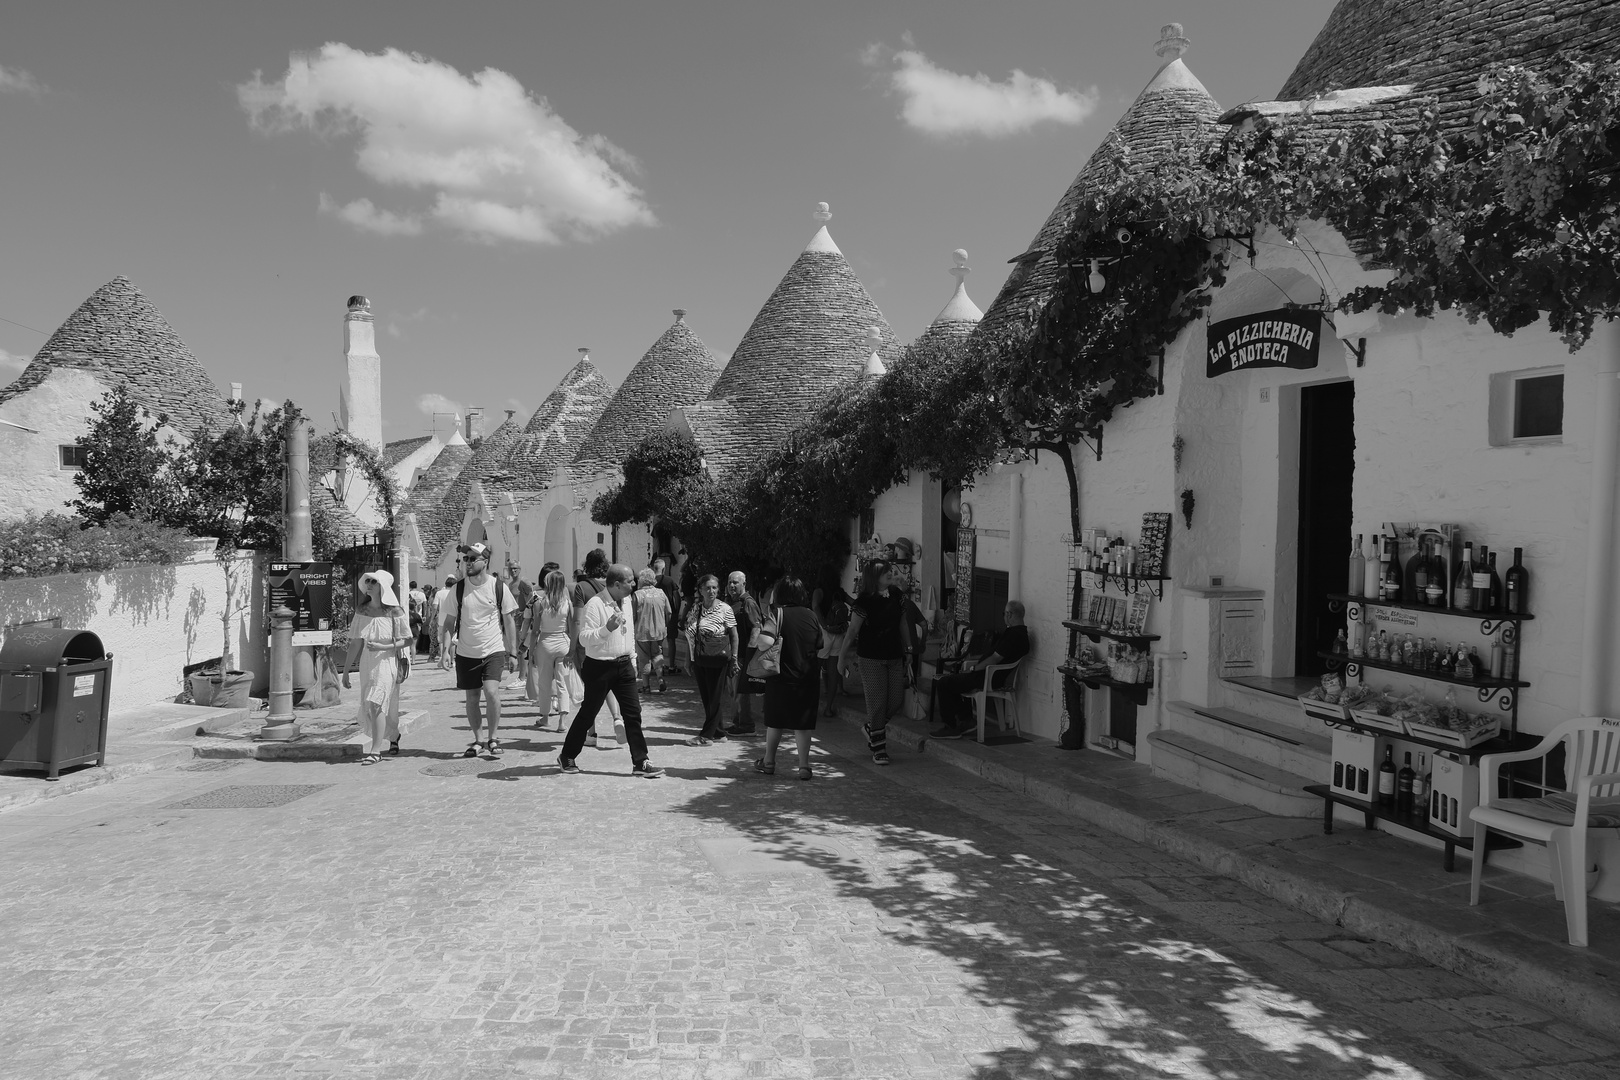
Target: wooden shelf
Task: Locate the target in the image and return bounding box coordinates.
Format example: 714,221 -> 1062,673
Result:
1319,651 -> 1529,691
1305,783 -> 1521,872
1063,620 -> 1160,645
1327,593 -> 1533,622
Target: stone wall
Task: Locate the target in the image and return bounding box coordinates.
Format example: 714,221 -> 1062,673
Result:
0,551 -> 255,713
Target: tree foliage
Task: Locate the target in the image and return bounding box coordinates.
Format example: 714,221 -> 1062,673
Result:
70,387 -> 183,525
0,512 -> 195,580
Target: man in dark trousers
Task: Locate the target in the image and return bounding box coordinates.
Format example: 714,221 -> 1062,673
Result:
557,564 -> 662,779
930,600 -> 1030,739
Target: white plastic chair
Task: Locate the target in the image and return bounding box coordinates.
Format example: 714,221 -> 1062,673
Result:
970,659 -> 1026,743
1469,716 -> 1620,947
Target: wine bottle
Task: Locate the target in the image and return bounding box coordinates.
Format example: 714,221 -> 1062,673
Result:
1413,754 -> 1429,819
1377,746 -> 1397,807
1427,541 -> 1449,608
1349,533 -> 1365,597
1472,545 -> 1492,613
1363,533 -> 1382,599
1456,647 -> 1475,680
1381,534 -> 1404,602
1398,752 -> 1415,815
1332,628 -> 1348,655
1504,547 -> 1528,614
1408,538 -> 1430,603
1439,643 -> 1454,675
1490,639 -> 1506,679
1487,551 -> 1502,612
1453,542 -> 1475,610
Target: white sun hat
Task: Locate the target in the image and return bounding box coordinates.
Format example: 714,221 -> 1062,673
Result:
359,569 -> 401,608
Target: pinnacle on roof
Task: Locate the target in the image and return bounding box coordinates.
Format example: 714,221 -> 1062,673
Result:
0,275 -> 232,432
862,327 -> 887,378
972,24 -> 1222,342
693,202 -> 897,473
913,250 -> 984,353
571,309 -> 721,474
501,353 -> 615,490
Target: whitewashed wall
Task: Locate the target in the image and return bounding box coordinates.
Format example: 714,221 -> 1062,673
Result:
0,551 -> 255,713
0,367 -> 112,520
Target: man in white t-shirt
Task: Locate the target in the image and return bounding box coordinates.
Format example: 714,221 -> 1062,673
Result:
451,543 -> 518,758
436,575 -> 458,670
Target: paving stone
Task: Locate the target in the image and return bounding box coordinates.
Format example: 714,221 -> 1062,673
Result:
0,666 -> 1613,1078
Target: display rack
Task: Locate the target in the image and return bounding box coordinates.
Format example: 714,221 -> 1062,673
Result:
1063,620 -> 1160,647
1303,783 -> 1522,872
1322,593 -> 1531,736
1059,661 -> 1152,707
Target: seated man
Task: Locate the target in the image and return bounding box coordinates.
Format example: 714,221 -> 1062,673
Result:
931,601 -> 1030,739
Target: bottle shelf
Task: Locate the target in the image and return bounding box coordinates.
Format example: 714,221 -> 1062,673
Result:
1327,593 -> 1533,623
1318,651 -> 1529,691
1063,620 -> 1160,646
1072,568 -> 1171,599
1318,716 -> 1540,759
1303,784 -> 1522,872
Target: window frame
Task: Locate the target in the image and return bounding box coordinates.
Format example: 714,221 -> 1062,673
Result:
1487,365 -> 1565,447
58,444 -> 87,470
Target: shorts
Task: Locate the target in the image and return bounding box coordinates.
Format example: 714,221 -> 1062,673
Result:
455,651 -> 507,690
636,639 -> 664,670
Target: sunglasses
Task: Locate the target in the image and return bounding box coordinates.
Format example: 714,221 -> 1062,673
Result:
459,555 -> 485,563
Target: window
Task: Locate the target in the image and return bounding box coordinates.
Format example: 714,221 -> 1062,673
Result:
58,444 -> 87,470
1513,373 -> 1564,440
1488,367 -> 1564,446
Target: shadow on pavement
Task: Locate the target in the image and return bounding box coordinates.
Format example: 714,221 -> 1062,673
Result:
666,745 -> 1459,1080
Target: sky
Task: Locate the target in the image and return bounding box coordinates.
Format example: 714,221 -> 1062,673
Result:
0,0 -> 1337,442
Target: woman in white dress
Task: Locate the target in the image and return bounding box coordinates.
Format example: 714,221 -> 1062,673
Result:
527,568 -> 575,732
341,570 -> 411,764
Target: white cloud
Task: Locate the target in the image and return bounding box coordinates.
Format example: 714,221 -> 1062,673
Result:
318,193 -> 423,236
865,43 -> 1096,138
0,347 -> 31,377
239,44 -> 656,244
0,64 -> 46,96
417,392 -> 462,419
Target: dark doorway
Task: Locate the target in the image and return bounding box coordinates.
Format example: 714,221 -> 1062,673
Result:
1295,381 -> 1355,676
970,568 -> 1008,635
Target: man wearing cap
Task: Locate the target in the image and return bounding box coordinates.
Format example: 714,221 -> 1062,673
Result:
557,564 -> 662,779
451,542 -> 519,758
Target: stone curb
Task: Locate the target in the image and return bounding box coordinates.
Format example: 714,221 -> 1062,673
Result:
192,710 -> 430,762
851,705 -> 1620,1043
0,743 -> 192,815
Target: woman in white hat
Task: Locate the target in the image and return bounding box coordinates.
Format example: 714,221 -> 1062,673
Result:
342,569 -> 412,764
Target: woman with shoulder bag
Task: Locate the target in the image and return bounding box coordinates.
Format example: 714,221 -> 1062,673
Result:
527,567 -> 574,732
757,577 -> 823,780
838,560 -> 911,765
684,574 -> 738,746
342,570 -> 412,764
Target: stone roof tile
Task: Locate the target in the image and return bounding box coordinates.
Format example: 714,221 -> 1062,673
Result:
502,357 -> 615,491
571,313 -> 721,474
383,435 -> 434,468
0,275 -> 232,432
418,418 -> 526,564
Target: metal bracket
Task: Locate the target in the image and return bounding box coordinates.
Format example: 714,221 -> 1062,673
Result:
1342,337 -> 1367,367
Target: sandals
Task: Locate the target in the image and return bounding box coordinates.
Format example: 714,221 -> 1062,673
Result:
388,741 -> 400,756
687,736 -> 714,747
864,724 -> 890,766
360,754 -> 381,766
798,766 -> 813,781
487,739 -> 503,758
754,757 -> 775,775
463,742 -> 481,758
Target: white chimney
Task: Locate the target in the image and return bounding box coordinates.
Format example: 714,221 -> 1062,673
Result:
229,382 -> 242,403
340,295 -> 384,452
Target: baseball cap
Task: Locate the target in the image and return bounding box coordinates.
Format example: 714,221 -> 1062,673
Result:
457,542 -> 491,560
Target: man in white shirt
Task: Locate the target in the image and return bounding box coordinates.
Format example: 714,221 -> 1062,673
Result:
558,564 -> 662,778
451,543 -> 518,758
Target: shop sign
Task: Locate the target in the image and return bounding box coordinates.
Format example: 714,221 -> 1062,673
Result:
1206,309 -> 1322,377
267,561 -> 335,646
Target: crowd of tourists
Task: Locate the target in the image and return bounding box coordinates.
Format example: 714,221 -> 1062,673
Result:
343,543 -> 1026,779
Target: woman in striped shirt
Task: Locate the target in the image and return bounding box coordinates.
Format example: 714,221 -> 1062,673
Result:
684,574 -> 738,745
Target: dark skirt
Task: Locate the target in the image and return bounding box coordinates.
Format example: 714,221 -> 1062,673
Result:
763,673 -> 820,731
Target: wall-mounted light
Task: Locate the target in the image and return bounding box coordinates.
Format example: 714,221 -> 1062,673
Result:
1088,259 -> 1107,294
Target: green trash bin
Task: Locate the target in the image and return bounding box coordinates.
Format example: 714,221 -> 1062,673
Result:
0,628 -> 113,781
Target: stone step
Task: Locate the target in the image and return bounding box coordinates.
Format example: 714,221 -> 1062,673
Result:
1147,729 -> 1322,818
1215,678 -> 1324,735
1164,701 -> 1331,779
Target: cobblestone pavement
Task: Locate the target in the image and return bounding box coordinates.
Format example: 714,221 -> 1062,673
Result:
3,665 -> 1616,1079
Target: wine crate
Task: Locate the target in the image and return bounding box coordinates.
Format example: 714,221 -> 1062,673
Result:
1427,751 -> 1480,837
1330,727 -> 1385,799
1350,708 -> 1408,735
1299,695 -> 1350,723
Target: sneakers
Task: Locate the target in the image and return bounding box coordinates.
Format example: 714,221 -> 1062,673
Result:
585,732 -> 598,748
658,679 -> 667,693
614,719 -> 627,745
557,755 -> 580,774
632,760 -> 663,779
864,724 -> 890,766
686,735 -> 714,747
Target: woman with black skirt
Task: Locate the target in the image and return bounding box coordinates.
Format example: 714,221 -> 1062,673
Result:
758,577 -> 823,780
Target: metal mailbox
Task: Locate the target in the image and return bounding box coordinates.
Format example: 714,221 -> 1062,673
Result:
0,628 -> 112,780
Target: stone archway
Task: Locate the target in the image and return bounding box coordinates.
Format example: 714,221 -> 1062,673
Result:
544,504 -> 571,571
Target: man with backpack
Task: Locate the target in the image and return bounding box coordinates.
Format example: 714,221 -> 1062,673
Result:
451,542 -> 519,758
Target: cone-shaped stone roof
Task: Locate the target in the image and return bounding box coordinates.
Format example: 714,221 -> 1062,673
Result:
418,418 -> 526,564
384,435 -> 434,468
0,275 -> 231,432
502,356 -> 616,490
912,251 -> 984,354
571,312 -> 721,475
688,206 -> 898,475
973,33 -> 1221,342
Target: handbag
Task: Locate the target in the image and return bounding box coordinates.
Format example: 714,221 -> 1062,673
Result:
746,611 -> 783,679
395,616 -> 411,683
